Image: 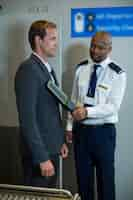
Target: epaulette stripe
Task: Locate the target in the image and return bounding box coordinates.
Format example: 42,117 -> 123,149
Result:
76,60 -> 88,70
109,62 -> 124,74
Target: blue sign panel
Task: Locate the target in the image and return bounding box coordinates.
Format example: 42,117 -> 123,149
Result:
71,7 -> 133,37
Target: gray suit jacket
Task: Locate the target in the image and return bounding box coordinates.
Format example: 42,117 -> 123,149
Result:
15,54 -> 64,165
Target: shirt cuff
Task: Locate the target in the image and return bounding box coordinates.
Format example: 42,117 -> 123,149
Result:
86,106 -> 97,118
66,121 -> 73,131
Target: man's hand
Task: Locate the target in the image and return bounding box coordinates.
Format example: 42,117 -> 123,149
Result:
40,160 -> 55,177
60,143 -> 69,159
72,106 -> 87,121
66,131 -> 73,144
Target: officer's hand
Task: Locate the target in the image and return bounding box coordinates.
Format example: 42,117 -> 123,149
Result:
60,143 -> 69,159
72,106 -> 87,121
40,160 -> 55,177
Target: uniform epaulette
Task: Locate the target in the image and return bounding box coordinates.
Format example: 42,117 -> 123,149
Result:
76,60 -> 88,70
108,62 -> 124,74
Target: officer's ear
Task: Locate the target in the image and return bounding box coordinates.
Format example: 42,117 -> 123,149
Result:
108,45 -> 112,53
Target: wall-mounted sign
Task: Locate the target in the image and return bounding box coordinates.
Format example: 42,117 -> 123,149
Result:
71,7 -> 133,37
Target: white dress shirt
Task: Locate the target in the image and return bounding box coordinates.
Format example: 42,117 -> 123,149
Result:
33,52 -> 52,72
66,57 -> 127,131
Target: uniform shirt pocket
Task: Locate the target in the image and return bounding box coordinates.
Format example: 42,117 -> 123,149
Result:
96,83 -> 111,103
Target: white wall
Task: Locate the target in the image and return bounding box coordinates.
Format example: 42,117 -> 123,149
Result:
0,0 -> 133,199
0,0 -> 63,126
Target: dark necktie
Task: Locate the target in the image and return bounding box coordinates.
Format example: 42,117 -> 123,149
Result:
87,64 -> 101,97
50,69 -> 59,86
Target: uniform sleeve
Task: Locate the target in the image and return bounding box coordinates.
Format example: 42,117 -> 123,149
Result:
86,72 -> 127,118
66,69 -> 80,131
15,66 -> 50,165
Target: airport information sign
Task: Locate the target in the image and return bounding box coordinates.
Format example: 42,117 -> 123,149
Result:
71,7 -> 133,37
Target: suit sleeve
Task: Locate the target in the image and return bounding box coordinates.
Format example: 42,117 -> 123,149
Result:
15,66 -> 49,165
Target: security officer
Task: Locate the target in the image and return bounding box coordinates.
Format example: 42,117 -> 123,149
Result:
66,31 -> 126,200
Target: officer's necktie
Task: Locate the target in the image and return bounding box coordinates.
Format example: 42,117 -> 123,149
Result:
87,64 -> 101,97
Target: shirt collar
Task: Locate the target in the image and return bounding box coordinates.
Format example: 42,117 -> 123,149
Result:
33,52 -> 52,73
93,57 -> 111,69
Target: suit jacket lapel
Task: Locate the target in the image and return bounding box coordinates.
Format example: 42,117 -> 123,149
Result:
30,54 -> 59,86
30,53 -> 50,78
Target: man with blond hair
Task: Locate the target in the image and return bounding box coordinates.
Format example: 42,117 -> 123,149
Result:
15,20 -> 68,187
